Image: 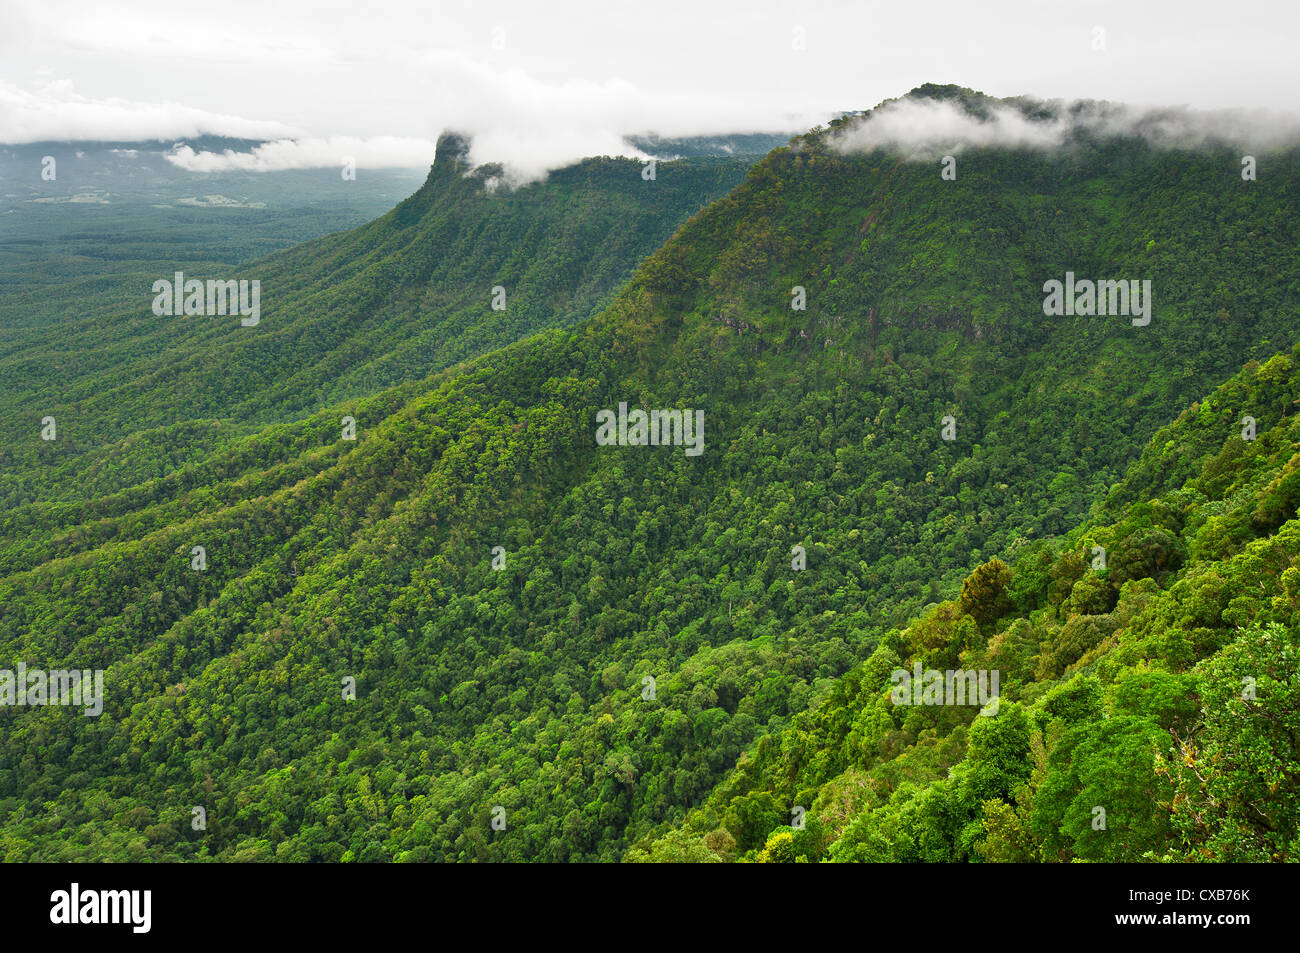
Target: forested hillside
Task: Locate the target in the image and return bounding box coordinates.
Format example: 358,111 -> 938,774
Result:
633,347 -> 1300,862
0,86 -> 1296,862
0,139 -> 756,512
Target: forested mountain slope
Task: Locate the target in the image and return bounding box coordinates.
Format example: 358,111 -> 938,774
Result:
0,138 -> 755,512
0,86 -> 1295,861
634,347 -> 1300,862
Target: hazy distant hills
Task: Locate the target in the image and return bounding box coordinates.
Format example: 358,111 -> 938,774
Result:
0,136 -> 420,207
625,132 -> 798,158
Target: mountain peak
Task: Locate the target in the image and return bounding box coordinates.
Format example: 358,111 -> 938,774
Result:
432,131 -> 472,172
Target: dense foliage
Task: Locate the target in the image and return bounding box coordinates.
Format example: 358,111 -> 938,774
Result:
0,141 -> 755,511
634,349 -> 1300,862
1,87 -> 1296,861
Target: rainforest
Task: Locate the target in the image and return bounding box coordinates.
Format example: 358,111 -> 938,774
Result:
0,83 -> 1296,865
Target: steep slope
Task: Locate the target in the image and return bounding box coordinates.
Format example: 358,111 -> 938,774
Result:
635,348 -> 1300,862
0,86 -> 1296,861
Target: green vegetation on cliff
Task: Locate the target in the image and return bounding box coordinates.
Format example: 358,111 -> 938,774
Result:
1,87 -> 1296,861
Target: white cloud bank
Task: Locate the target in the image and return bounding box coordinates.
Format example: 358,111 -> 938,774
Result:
160,56 -> 682,180
4,0 -> 1300,181
0,67 -> 802,181
0,80 -> 297,144
831,97 -> 1300,158
166,136 -> 440,172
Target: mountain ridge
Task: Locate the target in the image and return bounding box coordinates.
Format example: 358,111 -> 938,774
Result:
1,86 -> 1297,861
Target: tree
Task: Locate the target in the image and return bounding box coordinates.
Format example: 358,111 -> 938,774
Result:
959,558 -> 1013,628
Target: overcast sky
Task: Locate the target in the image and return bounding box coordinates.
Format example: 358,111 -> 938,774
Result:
1,0 -> 1296,177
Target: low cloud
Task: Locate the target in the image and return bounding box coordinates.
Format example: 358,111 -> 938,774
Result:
398,51 -> 804,182
0,80 -> 296,143
0,53 -> 815,184
831,96 -> 1300,158
832,98 -> 1061,155
166,136 -> 438,172
460,128 -> 652,185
